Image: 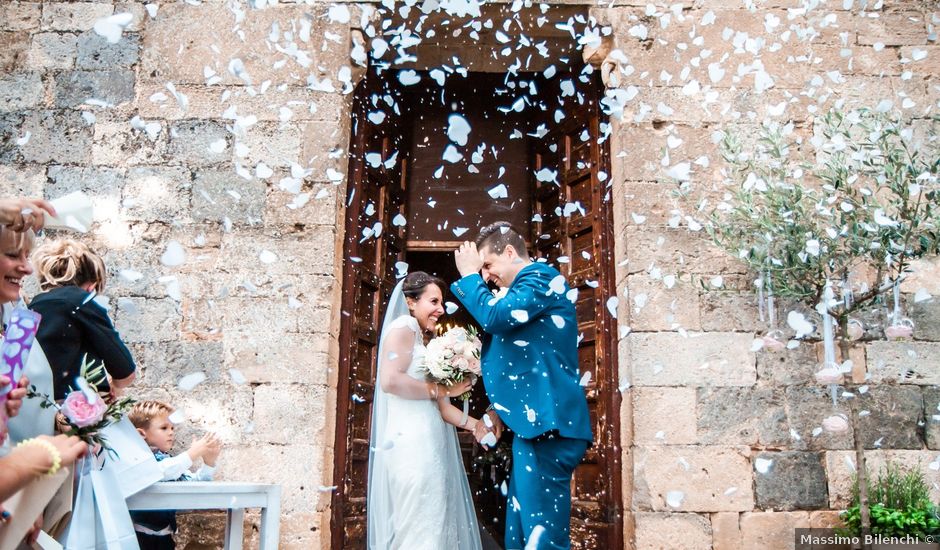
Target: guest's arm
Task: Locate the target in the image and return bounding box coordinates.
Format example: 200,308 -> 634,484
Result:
0,435 -> 85,502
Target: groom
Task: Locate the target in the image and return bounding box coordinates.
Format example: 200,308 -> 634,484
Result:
452,221 -> 592,550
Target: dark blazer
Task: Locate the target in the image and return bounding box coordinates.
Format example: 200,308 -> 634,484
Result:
451,261 -> 592,442
29,286 -> 136,400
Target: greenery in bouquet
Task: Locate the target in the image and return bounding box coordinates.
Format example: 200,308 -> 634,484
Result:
839,462 -> 940,539
26,354 -> 135,454
422,325 -> 483,400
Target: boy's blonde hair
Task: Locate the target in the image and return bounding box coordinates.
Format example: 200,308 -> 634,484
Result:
128,400 -> 174,430
32,238 -> 107,292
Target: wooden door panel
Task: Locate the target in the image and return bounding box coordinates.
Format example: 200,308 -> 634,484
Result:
331,74 -> 410,550
530,69 -> 622,550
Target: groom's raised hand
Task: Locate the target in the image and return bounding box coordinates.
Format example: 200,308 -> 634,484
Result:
455,241 -> 484,278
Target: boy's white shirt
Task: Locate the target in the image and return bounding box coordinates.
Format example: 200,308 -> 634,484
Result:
157,452 -> 216,481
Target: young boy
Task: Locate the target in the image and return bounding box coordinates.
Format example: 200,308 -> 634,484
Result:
128,400 -> 222,550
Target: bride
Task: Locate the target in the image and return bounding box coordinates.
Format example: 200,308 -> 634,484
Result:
367,271 -> 484,550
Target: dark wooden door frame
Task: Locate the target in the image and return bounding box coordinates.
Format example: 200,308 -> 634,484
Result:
330,69 -> 623,549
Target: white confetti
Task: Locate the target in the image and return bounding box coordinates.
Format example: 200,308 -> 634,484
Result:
259,250 -> 278,264
787,311 -> 813,339
445,302 -> 459,315
511,310 -> 529,323
160,241 -> 186,267
93,12 -> 134,44
488,184 -> 508,199
229,369 -> 247,384
178,372 -> 207,391
579,371 -> 592,387
551,315 -> 565,329
447,114 -> 471,146
754,458 -> 773,474
606,297 -> 619,318
665,491 -> 684,508
914,288 -> 932,303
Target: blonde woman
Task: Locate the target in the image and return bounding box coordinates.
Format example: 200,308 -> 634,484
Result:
30,239 -> 136,400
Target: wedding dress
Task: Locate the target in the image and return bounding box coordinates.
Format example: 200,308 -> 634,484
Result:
367,282 -> 482,550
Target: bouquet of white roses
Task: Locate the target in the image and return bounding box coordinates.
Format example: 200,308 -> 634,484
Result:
422,325 -> 482,400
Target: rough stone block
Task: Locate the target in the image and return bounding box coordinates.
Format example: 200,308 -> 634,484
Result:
140,4 -> 349,86
18,110 -> 92,164
631,332 -> 756,387
113,297 -> 182,344
123,166 -> 192,222
633,387 -> 696,444
251,384 -> 326,445
241,122 -> 304,169
168,120 -> 230,167
900,257 -> 940,295
697,387 -> 788,447
925,386 -> 940,450
0,113 -> 26,163
224,331 -> 331,386
0,72 -> 44,112
784,385 -> 853,451
0,31 -> 30,71
711,512 -> 741,550
635,512 -> 711,550
300,120 -> 349,178
739,512 -> 810,550
826,450 -> 940,508
856,385 -> 924,449
41,2 -> 114,32
218,231 -> 337,278
911,300 -> 940,342
265,184 -> 341,228
131,340 -> 224,387
46,165 -> 124,221
221,444 -> 322,514
53,70 -> 135,108
756,343 -> 818,386
0,2 -> 41,31
627,273 -> 701,331
700,291 -> 763,333
27,32 -> 78,69
192,169 -> 266,224
809,511 -> 844,529
92,116 -> 168,166
137,83 -> 347,123
76,30 -> 139,69
868,341 -> 940,385
856,12 -> 933,46
0,164 -> 44,196
753,451 -> 828,511
634,445 -> 754,512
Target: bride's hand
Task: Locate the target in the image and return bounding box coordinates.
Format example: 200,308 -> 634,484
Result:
440,379 -> 473,398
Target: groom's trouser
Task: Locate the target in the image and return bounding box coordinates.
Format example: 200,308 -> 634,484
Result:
504,432 -> 589,550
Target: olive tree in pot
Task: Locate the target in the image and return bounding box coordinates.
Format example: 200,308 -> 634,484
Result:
708,108 -> 940,544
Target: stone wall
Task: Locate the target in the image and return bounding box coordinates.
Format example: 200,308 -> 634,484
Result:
598,1 -> 940,548
1,0 -> 939,549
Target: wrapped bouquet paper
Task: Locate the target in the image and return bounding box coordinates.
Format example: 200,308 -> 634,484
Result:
44,192 -> 94,233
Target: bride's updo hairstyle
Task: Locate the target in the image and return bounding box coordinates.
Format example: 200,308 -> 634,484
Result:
32,238 -> 107,293
401,271 -> 446,301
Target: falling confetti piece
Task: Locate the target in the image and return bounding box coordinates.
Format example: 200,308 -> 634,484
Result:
93,12 -> 134,43
754,458 -> 773,474
161,241 -> 186,267
579,371 -> 591,386
665,491 -> 684,508
178,372 -> 207,391
168,410 -> 186,424
447,114 -> 471,146
259,250 -> 278,264
787,312 -> 813,339
229,369 -> 247,384
488,184 -> 508,199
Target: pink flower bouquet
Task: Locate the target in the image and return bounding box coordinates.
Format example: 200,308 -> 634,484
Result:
27,354 -> 135,453
422,326 -> 482,400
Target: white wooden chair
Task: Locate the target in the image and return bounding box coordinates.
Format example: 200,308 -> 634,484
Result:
126,482 -> 281,549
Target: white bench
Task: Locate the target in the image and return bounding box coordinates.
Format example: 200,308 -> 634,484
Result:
125,482 -> 281,550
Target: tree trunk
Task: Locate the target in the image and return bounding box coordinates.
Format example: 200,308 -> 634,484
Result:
838,317 -> 871,550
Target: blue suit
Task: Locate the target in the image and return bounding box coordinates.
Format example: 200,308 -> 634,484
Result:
452,261 -> 592,549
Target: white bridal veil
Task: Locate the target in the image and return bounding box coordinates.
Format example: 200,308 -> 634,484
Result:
366,279 -> 482,550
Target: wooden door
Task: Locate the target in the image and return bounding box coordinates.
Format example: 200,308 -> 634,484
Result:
330,74 -> 410,549
529,68 -> 623,549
